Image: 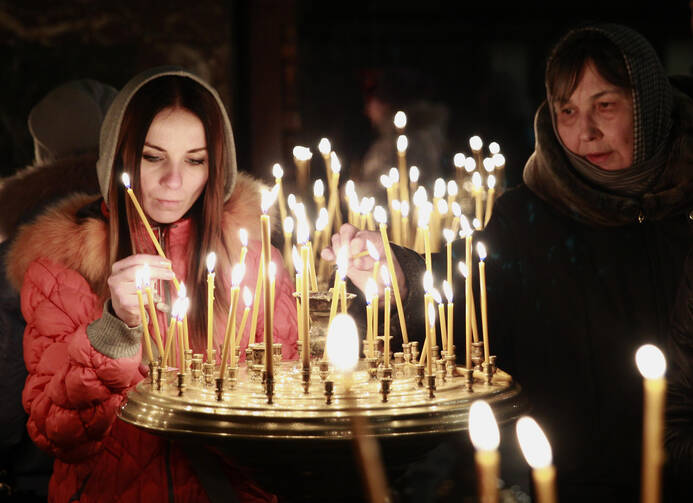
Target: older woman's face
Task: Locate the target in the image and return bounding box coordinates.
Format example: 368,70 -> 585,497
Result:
140,107 -> 209,224
554,61 -> 634,171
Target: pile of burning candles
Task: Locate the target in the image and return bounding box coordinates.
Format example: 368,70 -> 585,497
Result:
120,110 -> 669,503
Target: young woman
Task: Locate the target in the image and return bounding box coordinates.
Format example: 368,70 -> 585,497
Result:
6,67 -> 297,502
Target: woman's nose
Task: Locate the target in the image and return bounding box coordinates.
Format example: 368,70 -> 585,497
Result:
160,161 -> 183,188
578,113 -> 602,143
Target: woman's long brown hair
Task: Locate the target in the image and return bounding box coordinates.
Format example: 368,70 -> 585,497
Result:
106,76 -> 232,350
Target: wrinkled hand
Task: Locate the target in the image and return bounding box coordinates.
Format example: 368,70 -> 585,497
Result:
108,254 -> 175,327
320,223 -> 407,301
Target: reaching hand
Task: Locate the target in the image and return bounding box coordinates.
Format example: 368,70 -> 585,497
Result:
108,254 -> 176,327
320,223 -> 407,301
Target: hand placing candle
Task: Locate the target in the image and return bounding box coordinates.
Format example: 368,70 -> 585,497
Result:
516,416 -> 557,503
469,400 -> 500,503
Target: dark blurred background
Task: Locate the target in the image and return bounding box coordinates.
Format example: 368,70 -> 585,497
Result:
1,0 -> 691,189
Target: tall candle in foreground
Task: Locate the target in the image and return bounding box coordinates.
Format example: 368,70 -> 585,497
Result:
381,268 -> 391,368
477,242 -> 490,364
260,187 -> 278,379
206,253 -> 216,363
636,344 -> 667,503
458,261 -> 471,369
469,400 -> 500,503
516,416 -> 557,503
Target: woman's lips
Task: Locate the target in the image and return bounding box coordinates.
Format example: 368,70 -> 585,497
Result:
585,152 -> 611,165
156,199 -> 181,209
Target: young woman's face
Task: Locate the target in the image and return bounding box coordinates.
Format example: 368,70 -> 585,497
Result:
554,61 -> 634,171
140,107 -> 209,224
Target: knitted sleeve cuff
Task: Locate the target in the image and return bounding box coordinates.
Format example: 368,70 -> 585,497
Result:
87,300 -> 142,359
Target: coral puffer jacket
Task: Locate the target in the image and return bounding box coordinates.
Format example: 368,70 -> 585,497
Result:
9,177 -> 297,502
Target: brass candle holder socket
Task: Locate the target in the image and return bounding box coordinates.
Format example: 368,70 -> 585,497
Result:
177,373 -> 186,396
427,374 -> 436,399
318,361 -> 329,382
380,376 -> 392,402
202,362 -> 215,386
415,364 -> 425,387
324,379 -> 334,405
471,341 -> 484,371
482,362 -> 494,385
462,367 -> 474,392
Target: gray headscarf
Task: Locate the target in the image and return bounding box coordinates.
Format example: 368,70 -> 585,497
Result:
547,24 -> 673,196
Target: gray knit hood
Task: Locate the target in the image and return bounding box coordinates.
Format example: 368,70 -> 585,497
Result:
96,66 -> 237,204
524,24 -> 693,226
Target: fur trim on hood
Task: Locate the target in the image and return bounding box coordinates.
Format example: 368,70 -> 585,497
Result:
5,172 -> 273,296
0,153 -> 100,242
96,66 -> 237,204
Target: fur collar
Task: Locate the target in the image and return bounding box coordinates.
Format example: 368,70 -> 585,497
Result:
4,172 -> 274,295
523,86 -> 693,226
0,153 -> 99,242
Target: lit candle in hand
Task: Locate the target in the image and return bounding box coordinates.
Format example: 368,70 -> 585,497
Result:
516,416 -> 557,503
206,253 -> 216,363
469,400 -> 500,503
636,344 -> 667,503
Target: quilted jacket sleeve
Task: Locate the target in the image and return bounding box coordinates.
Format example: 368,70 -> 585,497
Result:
21,258 -> 144,463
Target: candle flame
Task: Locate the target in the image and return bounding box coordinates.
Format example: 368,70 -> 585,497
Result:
293,146 -> 313,161
469,400 -> 500,451
325,313 -> 359,373
336,247 -> 349,278
318,138 -> 331,155
437,199 -> 448,215
434,178 -> 446,198
142,263 -> 151,287
380,266 -> 390,286
452,201 -> 462,217
345,180 -> 356,198
206,252 -> 217,273
431,288 -> 442,305
394,110 -> 407,129
330,152 -> 341,173
272,163 -> 284,179
469,135 -> 483,152
316,208 -> 329,231
453,153 -> 465,168
243,286 -> 253,307
175,297 -> 189,321
401,200 -> 410,218
239,228 -> 248,247
349,195 -> 361,214
171,296 -> 182,320
284,216 -> 294,234
635,344 -> 666,379
488,175 -> 497,190
135,267 -> 144,290
413,186 -> 428,207
231,263 -> 246,286
427,302 -> 436,327
261,185 -> 280,213
417,202 -> 432,228
423,270 -> 433,292
473,218 -> 482,230
292,245 -> 302,274
366,240 -> 380,261
268,261 -> 277,281
460,215 -> 472,237
313,179 -> 325,198
121,172 -> 131,189
409,165 -> 420,183
296,218 -> 310,245
458,261 -> 468,278
443,228 -> 455,243
388,167 -> 400,183
392,199 -> 401,211
447,180 -> 458,197
516,416 -> 553,469
396,135 -> 408,152
483,157 -> 495,173
373,206 -> 387,224
493,153 -> 506,168
359,197 -> 371,214
287,193 -> 296,211
477,242 -> 487,261
443,280 -> 453,303
489,141 -> 500,155
365,277 -> 377,302
472,172 -> 482,189
464,157 -> 476,173
380,174 -> 393,189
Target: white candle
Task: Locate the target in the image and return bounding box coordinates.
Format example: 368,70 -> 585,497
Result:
516,416 -> 557,503
469,400 -> 500,503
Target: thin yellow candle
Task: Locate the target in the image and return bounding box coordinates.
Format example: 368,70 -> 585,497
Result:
142,265 -> 164,361
485,175 -> 496,227
374,206 -> 409,344
307,239 -> 319,292
391,199 -> 402,245
408,166 -> 420,211
365,278 -> 378,358
426,302 -> 435,376
396,135 -> 410,205
260,188 -> 276,379
366,240 -> 381,284
469,400 -> 500,503
453,152 -> 466,192
318,138 -> 332,191
248,253 -> 263,345
450,202 -> 462,236
328,151 -> 343,228
177,283 -> 189,352
206,253 -> 216,363
297,220 -> 311,370
135,269 -> 154,364
423,222 -> 432,275
234,287 -> 253,366
636,344 -> 667,503
443,228 -> 454,286
121,174 -> 180,290
163,312 -> 177,369
219,264 -> 244,379
313,178 -> 326,215
272,163 -> 288,226
478,243 -> 490,365
381,174 -> 394,225
517,417 -> 558,503
383,281 -> 391,368
458,261 -> 472,369
292,145 -> 312,192
443,280 -> 454,356
239,228 -> 248,267
269,261 -> 277,346
472,171 -> 484,226
283,217 -> 294,277
366,300 -> 373,357
432,288 -> 447,353
174,298 -> 186,372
